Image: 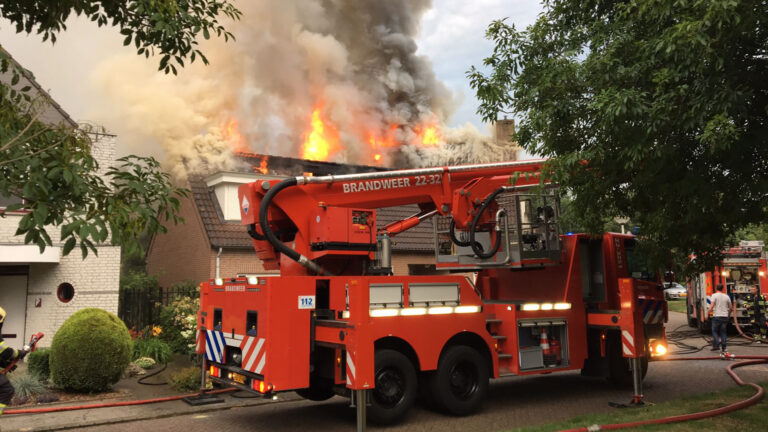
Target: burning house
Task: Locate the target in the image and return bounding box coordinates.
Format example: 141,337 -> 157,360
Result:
137,1 -> 521,288
146,119 -> 519,290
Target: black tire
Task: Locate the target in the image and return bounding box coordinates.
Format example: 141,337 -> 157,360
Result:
368,349 -> 417,425
295,376 -> 335,401
606,332 -> 648,388
427,345 -> 489,416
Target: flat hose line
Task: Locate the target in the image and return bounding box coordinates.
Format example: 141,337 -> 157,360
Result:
560,355 -> 768,432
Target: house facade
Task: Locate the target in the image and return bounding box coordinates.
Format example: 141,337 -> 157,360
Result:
0,49 -> 120,347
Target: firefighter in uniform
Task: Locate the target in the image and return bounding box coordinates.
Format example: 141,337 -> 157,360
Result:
743,285 -> 768,343
0,306 -> 28,416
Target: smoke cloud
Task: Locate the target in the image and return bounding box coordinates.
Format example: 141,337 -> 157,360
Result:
89,0 -> 516,177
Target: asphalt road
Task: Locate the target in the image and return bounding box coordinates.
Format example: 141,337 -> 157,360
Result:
81,313 -> 768,432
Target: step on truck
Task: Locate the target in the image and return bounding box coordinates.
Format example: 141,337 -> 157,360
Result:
196,160 -> 669,425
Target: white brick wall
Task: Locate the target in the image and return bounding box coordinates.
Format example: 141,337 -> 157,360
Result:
25,246 -> 121,347
0,133 -> 122,347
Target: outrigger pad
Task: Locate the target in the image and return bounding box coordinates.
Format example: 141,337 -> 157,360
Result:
608,399 -> 654,409
182,394 -> 226,406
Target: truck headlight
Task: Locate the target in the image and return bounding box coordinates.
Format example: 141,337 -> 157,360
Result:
232,353 -> 242,365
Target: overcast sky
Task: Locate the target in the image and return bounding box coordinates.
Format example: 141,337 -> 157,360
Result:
0,0 -> 542,152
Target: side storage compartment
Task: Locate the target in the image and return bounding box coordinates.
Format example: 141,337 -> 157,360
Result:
517,319 -> 569,371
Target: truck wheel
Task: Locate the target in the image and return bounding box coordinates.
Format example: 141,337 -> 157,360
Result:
607,333 -> 648,387
428,345 -> 489,416
295,376 -> 334,401
368,349 -> 417,425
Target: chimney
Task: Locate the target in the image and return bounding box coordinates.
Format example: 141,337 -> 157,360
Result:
494,117 -> 521,160
494,117 -> 515,147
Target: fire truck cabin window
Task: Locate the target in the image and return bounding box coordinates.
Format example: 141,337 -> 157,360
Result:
625,240 -> 655,282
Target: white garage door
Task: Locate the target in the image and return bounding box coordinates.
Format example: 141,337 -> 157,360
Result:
0,275 -> 27,344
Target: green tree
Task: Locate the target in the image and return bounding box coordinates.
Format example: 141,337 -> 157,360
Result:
469,0 -> 768,273
1,0 -> 241,74
0,0 -> 241,257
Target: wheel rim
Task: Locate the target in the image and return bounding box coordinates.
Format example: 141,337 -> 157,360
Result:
373,367 -> 405,408
448,360 -> 479,401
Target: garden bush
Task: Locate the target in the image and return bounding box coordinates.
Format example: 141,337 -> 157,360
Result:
132,337 -> 171,364
27,348 -> 51,381
169,366 -> 207,392
50,308 -> 132,392
10,372 -> 47,399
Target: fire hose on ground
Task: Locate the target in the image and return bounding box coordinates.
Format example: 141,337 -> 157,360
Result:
2,388 -> 237,415
561,355 -> 768,432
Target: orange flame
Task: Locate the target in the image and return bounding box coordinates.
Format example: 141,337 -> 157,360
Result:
222,118 -> 248,152
254,155 -> 269,174
302,108 -> 340,161
414,121 -> 441,147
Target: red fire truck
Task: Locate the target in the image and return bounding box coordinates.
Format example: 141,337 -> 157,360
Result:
686,241 -> 768,332
196,160 -> 668,425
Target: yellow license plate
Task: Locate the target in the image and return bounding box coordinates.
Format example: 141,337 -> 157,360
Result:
232,373 -> 246,384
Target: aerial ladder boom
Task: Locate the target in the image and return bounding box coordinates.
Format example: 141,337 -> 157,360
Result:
237,159 -> 557,276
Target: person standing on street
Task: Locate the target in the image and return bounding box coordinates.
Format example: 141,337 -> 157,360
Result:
708,285 -> 732,354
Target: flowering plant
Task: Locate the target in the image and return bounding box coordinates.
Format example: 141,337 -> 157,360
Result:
158,293 -> 200,354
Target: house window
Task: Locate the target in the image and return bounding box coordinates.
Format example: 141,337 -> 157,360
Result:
0,194 -> 23,210
57,282 -> 75,303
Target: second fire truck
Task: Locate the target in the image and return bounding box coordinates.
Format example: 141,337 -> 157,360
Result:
196,160 -> 669,424
686,241 -> 768,332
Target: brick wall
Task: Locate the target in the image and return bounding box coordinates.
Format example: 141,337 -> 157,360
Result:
25,246 -> 121,347
0,213 -> 22,243
10,133 -> 122,347
89,133 -> 117,178
147,194 -> 212,289
210,248 -> 275,280
391,253 -> 435,276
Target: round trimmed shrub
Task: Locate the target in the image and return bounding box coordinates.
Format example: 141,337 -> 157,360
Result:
50,308 -> 132,392
27,348 -> 51,381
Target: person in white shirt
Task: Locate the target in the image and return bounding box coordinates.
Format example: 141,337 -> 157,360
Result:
708,285 -> 732,353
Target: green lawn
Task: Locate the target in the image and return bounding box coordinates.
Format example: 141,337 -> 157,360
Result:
510,382 -> 768,432
667,299 -> 687,314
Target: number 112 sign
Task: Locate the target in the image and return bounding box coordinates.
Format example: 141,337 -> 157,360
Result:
298,295 -> 316,310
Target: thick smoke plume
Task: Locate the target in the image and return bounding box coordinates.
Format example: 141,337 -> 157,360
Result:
90,0 -> 516,177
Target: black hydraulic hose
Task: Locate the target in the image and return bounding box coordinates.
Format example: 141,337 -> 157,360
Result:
258,178 -> 331,275
469,187 -> 506,259
247,224 -> 266,241
449,219 -> 472,247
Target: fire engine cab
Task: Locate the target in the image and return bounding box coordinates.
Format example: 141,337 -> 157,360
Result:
196,160 -> 668,425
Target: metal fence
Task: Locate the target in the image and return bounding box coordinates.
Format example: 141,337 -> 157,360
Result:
119,284 -> 199,330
